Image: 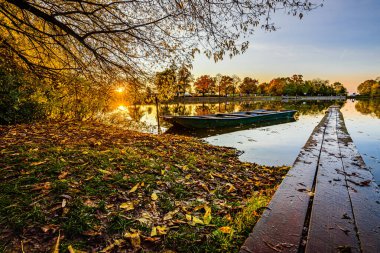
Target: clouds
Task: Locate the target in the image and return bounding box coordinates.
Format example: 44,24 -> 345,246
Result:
192,0 -> 380,92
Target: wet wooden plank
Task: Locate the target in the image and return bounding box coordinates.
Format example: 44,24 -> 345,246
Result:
240,113 -> 330,253
336,112 -> 380,253
305,108 -> 361,253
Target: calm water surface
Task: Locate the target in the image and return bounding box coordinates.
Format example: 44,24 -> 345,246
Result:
111,99 -> 379,184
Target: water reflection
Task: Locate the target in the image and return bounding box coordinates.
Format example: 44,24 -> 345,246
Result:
102,99 -> 379,184
355,99 -> 380,118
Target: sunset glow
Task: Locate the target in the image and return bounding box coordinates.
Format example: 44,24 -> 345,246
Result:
117,105 -> 127,111
115,87 -> 125,93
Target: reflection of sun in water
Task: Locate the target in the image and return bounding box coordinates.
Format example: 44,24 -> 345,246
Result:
115,87 -> 125,93
117,105 -> 127,111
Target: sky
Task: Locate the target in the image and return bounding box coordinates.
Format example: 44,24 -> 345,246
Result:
191,0 -> 380,93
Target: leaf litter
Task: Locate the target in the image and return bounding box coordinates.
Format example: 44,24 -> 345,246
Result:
0,121 -> 288,252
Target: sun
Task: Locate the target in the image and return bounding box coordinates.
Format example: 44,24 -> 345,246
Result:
117,105 -> 127,111
115,87 -> 125,93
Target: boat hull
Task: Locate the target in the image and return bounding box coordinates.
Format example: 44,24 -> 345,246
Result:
163,110 -> 297,129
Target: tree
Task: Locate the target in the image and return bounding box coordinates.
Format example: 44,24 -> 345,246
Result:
219,75 -> 234,96
257,82 -> 269,95
154,68 -> 177,101
0,51 -> 45,124
194,75 -> 215,96
0,0 -> 323,79
239,77 -> 258,95
268,77 -> 289,96
176,65 -> 193,97
332,82 -> 347,95
358,80 -> 378,96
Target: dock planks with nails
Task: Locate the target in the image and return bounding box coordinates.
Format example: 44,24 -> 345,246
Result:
240,106 -> 380,253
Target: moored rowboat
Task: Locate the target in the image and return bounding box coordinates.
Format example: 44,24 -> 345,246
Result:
162,109 -> 297,129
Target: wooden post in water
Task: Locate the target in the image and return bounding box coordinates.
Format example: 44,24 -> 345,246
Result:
155,95 -> 161,134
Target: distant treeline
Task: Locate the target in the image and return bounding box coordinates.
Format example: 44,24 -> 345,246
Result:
151,67 -> 348,100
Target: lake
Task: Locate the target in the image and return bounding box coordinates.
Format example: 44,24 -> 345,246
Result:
106,99 -> 380,185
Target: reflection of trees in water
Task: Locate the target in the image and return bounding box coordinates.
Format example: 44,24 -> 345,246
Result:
162,100 -> 347,116
195,104 -> 211,115
281,100 -> 346,115
128,105 -> 145,122
172,103 -> 191,116
355,100 -> 380,118
160,104 -> 171,116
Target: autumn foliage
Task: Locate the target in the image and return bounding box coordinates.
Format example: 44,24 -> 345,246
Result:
0,122 -> 288,252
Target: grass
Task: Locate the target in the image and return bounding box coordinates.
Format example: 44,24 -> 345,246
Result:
0,121 -> 289,252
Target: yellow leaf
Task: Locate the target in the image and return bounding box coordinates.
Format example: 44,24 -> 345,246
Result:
100,239 -> 125,252
161,169 -> 166,175
98,169 -> 111,175
67,245 -> 86,253
226,183 -> 236,193
30,161 -> 46,166
67,245 -> 75,253
124,232 -> 141,249
150,227 -> 157,236
203,205 -> 212,225
185,174 -> 191,179
129,183 -> 140,193
200,182 -> 209,192
52,230 -> 60,253
156,225 -> 169,235
120,202 -> 134,211
185,214 -> 192,221
192,216 -> 204,225
219,226 -> 232,234
163,209 -> 179,221
151,192 -> 158,201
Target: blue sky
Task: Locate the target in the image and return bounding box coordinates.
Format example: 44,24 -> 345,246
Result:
192,0 -> 380,93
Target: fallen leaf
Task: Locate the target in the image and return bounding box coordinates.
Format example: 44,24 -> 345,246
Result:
124,231 -> 141,249
58,171 -> 68,179
163,209 -> 179,221
129,183 -> 140,193
150,227 -> 157,236
199,182 -> 209,192
120,201 -> 134,211
67,246 -> 86,253
203,205 -> 212,225
226,183 -> 236,193
52,230 -> 61,253
219,226 -> 232,234
185,214 -> 192,221
98,169 -> 111,175
100,239 -> 125,252
151,192 -> 158,201
192,216 -> 204,225
156,225 -> 169,235
30,161 -> 46,166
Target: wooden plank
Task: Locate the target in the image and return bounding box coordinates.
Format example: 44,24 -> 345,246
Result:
305,108 -> 361,253
336,111 -> 380,253
240,112 -> 330,253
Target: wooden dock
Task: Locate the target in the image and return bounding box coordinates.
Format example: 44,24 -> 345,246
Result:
240,106 -> 380,253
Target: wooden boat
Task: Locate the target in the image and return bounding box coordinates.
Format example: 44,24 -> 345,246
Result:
162,109 -> 297,129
